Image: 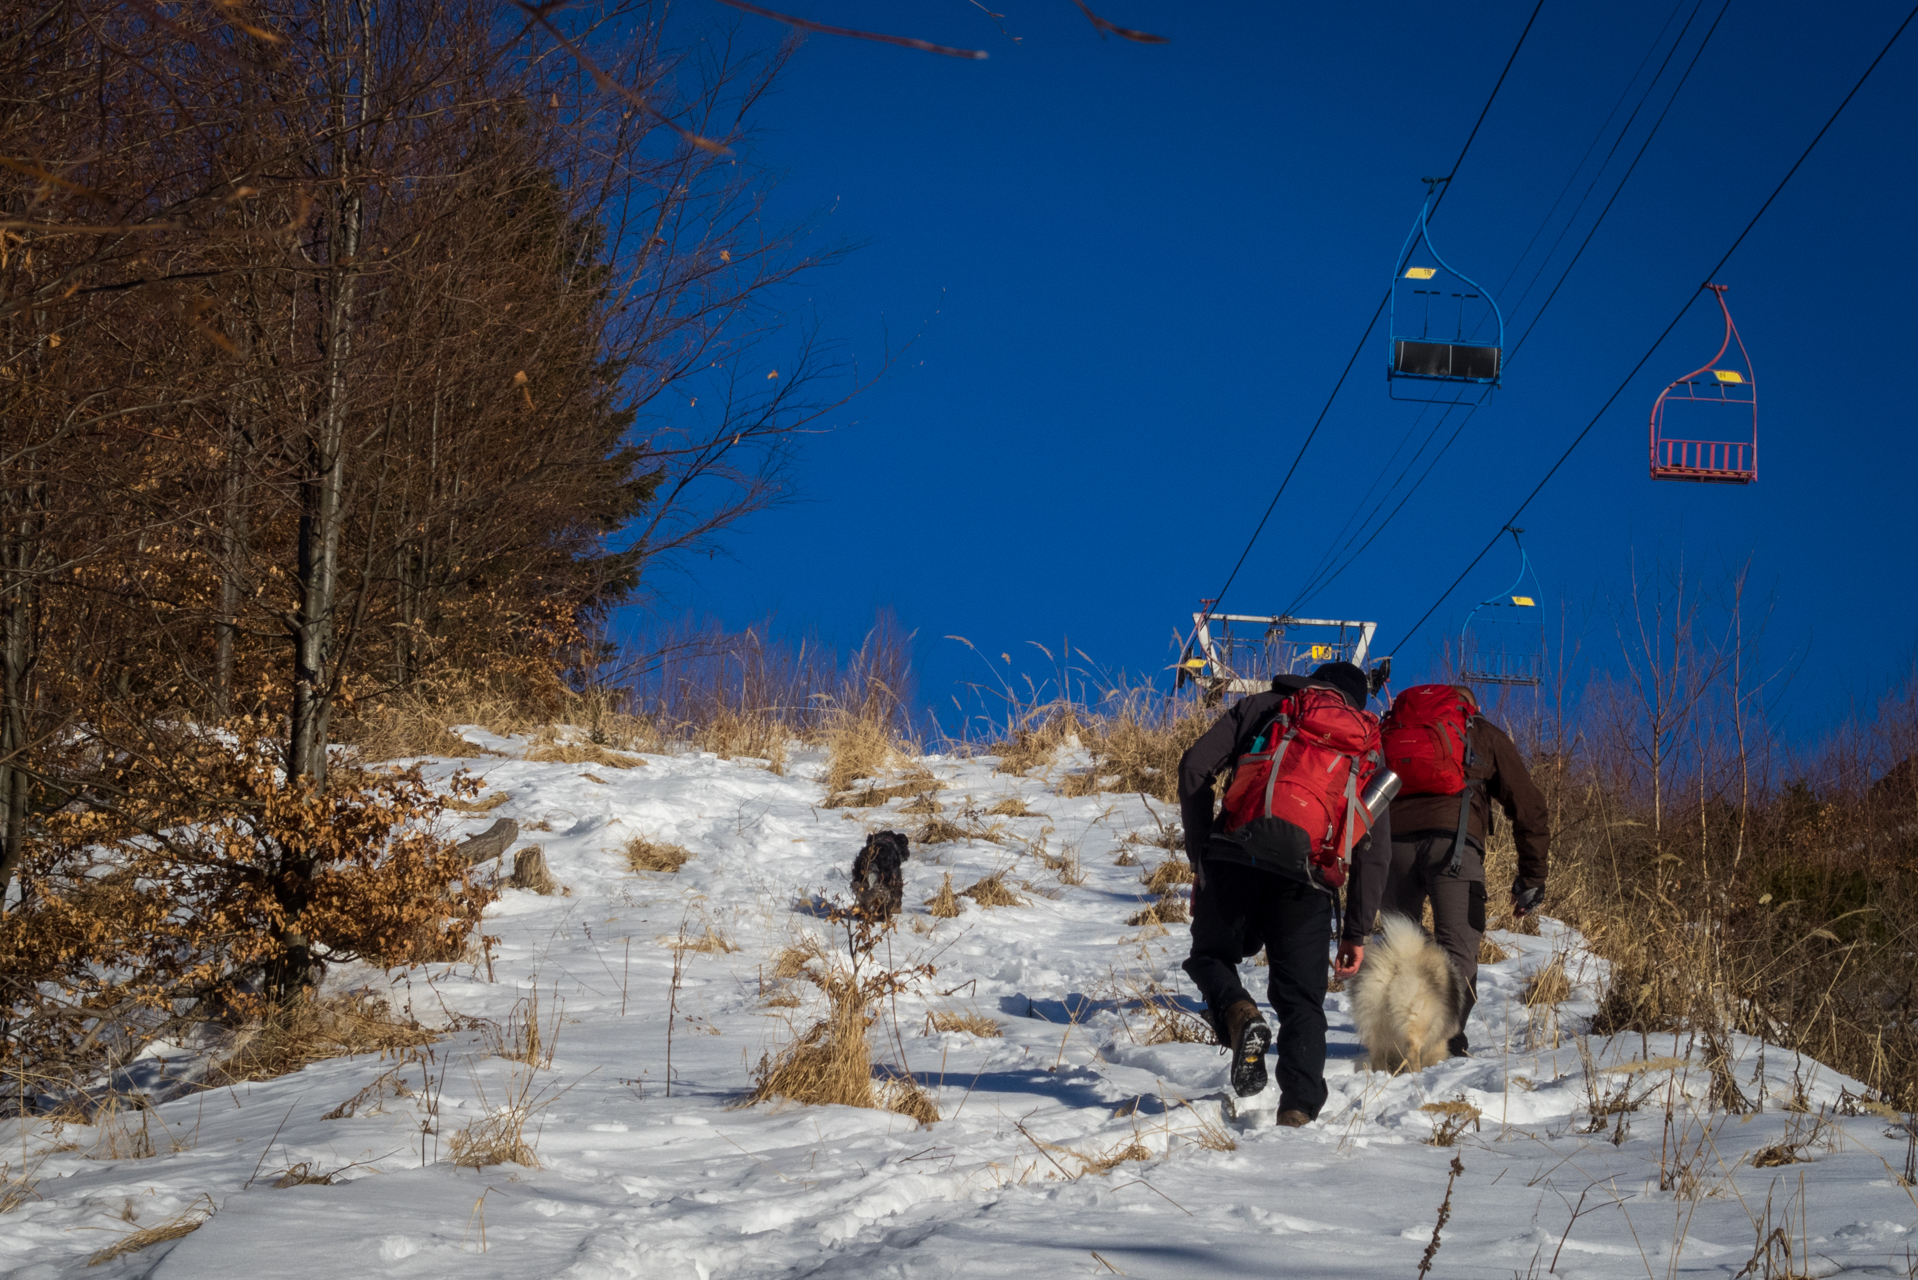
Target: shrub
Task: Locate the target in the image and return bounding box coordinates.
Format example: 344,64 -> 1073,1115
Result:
0,724 -> 489,1076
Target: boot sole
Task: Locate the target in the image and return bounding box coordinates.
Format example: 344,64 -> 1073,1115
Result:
1231,1021 -> 1271,1097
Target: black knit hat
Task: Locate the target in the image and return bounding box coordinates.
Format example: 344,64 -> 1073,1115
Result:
1310,661 -> 1369,709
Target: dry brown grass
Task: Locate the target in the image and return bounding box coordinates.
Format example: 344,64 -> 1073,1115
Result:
625,834 -> 692,874
666,925 -> 736,955
926,1009 -> 1001,1037
1523,954 -> 1571,1008
915,816 -> 969,845
688,706 -> 790,773
1127,890 -> 1189,927
1478,935 -> 1514,965
215,993 -> 434,1084
524,735 -> 645,769
1053,700 -> 1210,803
772,941 -> 820,979
510,846 -> 558,895
749,924 -> 939,1127
86,1194 -> 215,1266
1421,1099 -> 1482,1146
1113,847 -> 1139,867
961,873 -> 1025,908
821,716 -> 903,795
898,792 -> 943,815
446,791 -> 511,813
1141,859 -> 1195,894
925,874 -> 964,918
447,1095 -> 542,1169
986,796 -> 1037,817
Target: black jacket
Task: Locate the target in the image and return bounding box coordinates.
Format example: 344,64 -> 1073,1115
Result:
1176,681 -> 1391,944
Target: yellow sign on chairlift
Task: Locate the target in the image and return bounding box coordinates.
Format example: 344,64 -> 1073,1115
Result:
1182,658 -> 1206,670
1712,369 -> 1746,384
1310,644 -> 1338,660
1403,266 -> 1437,280
1511,595 -> 1536,607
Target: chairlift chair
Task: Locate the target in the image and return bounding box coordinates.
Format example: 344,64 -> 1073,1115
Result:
1649,283 -> 1756,483
1458,528 -> 1544,688
1388,179 -> 1506,405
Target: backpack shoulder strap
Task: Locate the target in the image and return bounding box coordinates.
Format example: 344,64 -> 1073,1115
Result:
1445,715 -> 1481,877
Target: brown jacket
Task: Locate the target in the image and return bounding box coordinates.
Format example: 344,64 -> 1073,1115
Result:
1388,716 -> 1549,887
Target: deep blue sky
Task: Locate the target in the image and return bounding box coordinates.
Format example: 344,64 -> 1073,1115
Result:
626,0 -> 1917,742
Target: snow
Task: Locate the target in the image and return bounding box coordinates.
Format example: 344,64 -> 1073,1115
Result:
6,742 -> 1916,1278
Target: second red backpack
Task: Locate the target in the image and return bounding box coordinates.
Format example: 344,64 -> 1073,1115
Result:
1381,684 -> 1476,796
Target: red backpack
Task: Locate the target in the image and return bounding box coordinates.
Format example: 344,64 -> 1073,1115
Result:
1217,687 -> 1382,890
1380,685 -> 1476,796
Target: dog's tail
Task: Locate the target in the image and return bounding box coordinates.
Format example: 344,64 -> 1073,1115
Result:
1351,913 -> 1464,1072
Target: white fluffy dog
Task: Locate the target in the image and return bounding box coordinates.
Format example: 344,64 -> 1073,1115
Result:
1351,913 -> 1471,1073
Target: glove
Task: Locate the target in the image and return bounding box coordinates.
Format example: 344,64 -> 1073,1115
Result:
1512,881 -> 1544,915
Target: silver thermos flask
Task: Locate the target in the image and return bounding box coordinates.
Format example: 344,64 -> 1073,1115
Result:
1360,768 -> 1402,825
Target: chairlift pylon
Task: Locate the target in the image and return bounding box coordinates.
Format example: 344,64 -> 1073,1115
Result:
1176,604 -> 1392,704
1649,283 -> 1756,484
1458,527 -> 1544,688
1388,177 -> 1506,405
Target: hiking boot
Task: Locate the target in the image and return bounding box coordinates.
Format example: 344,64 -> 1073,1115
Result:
1222,999 -> 1271,1098
1276,1109 -> 1312,1128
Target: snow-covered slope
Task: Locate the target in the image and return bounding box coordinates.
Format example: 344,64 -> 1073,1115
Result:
5,743 -> 1915,1279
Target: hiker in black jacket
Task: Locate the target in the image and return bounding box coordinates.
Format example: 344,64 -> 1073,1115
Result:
1176,661 -> 1389,1128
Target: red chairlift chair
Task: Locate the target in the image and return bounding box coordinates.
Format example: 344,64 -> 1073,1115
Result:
1649,283 -> 1756,483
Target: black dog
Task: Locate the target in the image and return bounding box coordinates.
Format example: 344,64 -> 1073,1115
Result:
850,830 -> 911,920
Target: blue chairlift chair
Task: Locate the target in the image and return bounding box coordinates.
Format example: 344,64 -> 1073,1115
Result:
1389,179 -> 1506,406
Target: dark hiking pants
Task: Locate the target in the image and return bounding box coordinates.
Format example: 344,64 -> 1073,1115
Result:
1181,858 -> 1335,1118
1383,832 -> 1485,1053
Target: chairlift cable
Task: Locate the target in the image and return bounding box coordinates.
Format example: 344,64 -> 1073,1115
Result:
1497,0 -> 1707,325
1284,0 -> 1710,616
1194,0 -> 1549,630
1392,0 -> 1918,655
1286,0 -> 1734,618
1491,0 -> 1690,307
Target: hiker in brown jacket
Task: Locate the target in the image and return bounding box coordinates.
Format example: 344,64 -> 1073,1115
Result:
1384,685 -> 1549,1057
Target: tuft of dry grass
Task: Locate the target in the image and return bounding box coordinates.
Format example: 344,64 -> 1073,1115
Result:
86,1195 -> 215,1266
1141,859 -> 1194,894
772,941 -> 820,979
925,873 -> 964,918
446,791 -> 511,813
1478,934 -> 1514,965
216,993 -> 434,1084
625,834 -> 691,874
1127,890 -> 1188,927
986,796 -> 1037,817
991,715 -> 1077,776
1113,847 -> 1139,867
821,716 -> 903,796
749,923 -> 938,1126
961,873 -> 1025,908
1051,698 -> 1210,803
524,735 -> 645,769
898,792 -> 943,815
1523,955 -> 1571,1008
878,1074 -> 942,1125
926,1009 -> 1002,1037
1421,1099 -> 1482,1146
666,925 -> 736,955
916,816 -> 970,845
510,846 -> 558,894
447,1100 -> 542,1170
